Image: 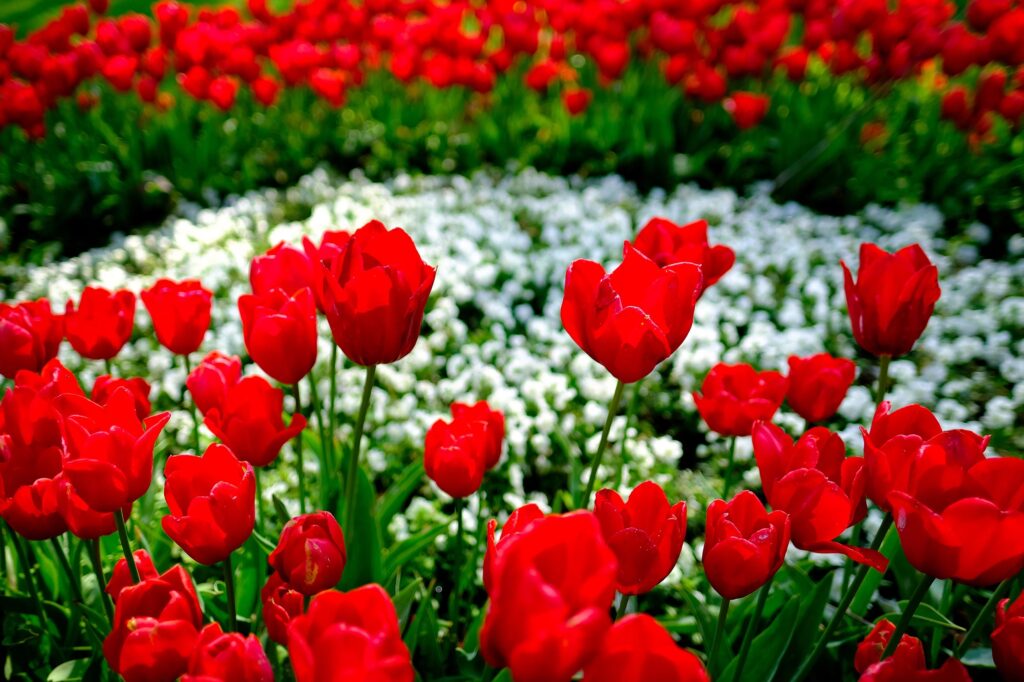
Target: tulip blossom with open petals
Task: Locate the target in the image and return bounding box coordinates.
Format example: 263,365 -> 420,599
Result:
91,375 -> 151,419
842,243 -> 941,357
65,287 -> 136,360
250,242 -> 315,298
182,623 -> 272,682
582,614 -> 709,682
141,279 -> 212,355
106,549 -> 159,602
203,376 -> 305,467
0,300 -> 63,379
238,287 -> 317,385
483,503 -> 545,591
864,401 -> 942,449
631,217 -> 734,292
561,243 -> 703,384
694,363 -> 787,437
703,491 -> 790,600
785,353 -> 856,423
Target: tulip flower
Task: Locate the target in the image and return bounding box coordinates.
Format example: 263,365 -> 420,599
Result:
561,243 -> 703,384
305,220 -> 436,367
238,287 -> 318,386
631,217 -> 735,292
694,363 -> 787,437
57,476 -> 127,540
483,503 -> 545,591
106,549 -> 159,602
854,619 -> 971,681
785,353 -> 856,424
9,358 -> 83,399
582,614 -> 709,682
269,511 -> 346,596
91,374 -> 151,419
424,412 -> 492,498
162,444 -> 256,565
250,242 -> 315,298
203,376 -> 306,467
185,351 -> 241,415
703,491 -> 789,600
753,423 -> 888,571
65,287 -> 136,360
724,91 -> 770,129
594,481 -> 686,595
864,401 -> 942,449
450,400 -> 505,469
286,585 -> 414,682
303,229 -> 352,311
182,623 -> 272,682
842,243 -> 941,357
481,511 -> 617,682
994,588 -> 1024,682
140,279 -> 212,356
261,573 -> 305,645
0,299 -> 63,379
103,566 -> 204,682
563,88 -> 592,115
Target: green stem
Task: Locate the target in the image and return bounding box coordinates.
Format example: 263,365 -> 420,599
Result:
183,354 -> 201,454
578,380 -> 626,509
734,577 -> 773,682
881,574 -> 936,659
792,513 -> 893,682
709,597 -> 731,674
615,593 -> 632,621
223,553 -> 237,632
86,539 -> 113,625
450,498 -> 465,637
291,383 -> 308,515
721,437 -> 738,499
328,344 -> 338,468
103,358 -> 113,377
113,509 -> 140,584
616,382 -> 641,487
49,536 -> 83,602
307,374 -> 329,510
875,354 -> 891,405
954,578 -> 1012,658
343,364 -> 376,531
11,530 -> 49,630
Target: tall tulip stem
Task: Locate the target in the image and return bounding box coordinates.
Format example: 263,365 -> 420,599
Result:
734,577 -> 773,682
113,509 -> 140,584
49,536 -> 83,603
615,593 -> 632,621
11,530 -> 49,630
307,374 -> 329,509
182,354 -> 201,454
881,574 -> 936,659
954,578 -> 1011,658
709,597 -> 731,674
721,437 -> 738,499
344,364 -> 376,531
579,380 -> 626,509
875,354 -> 891,404
328,344 -> 338,463
449,498 -> 466,637
291,384 -> 308,515
86,539 -> 113,624
223,554 -> 237,632
103,359 -> 113,376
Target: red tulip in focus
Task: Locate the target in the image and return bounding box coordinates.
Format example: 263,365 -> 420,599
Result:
693,363 -> 787,437
842,243 -> 941,357
141,279 -> 212,355
703,490 -> 790,599
854,620 -> 971,682
724,92 -> 769,129
261,573 -> 305,645
181,623 -> 272,682
481,511 -> 617,682
594,481 -> 686,595
162,444 -> 256,565
305,220 -> 436,367
582,614 -> 709,682
0,300 -> 63,379
785,353 -> 856,423
287,585 -> 414,682
424,401 -> 504,498
106,549 -> 159,602
269,511 -> 346,596
203,376 -> 306,467
91,375 -> 151,419
483,502 -> 545,591
864,401 -> 942,449
238,287 -> 318,385
65,287 -> 136,360
993,588 -> 1024,682
250,242 -> 315,298
102,566 -> 204,682
631,217 -> 735,292
186,351 -> 241,415
561,243 -> 703,384
753,423 -> 888,571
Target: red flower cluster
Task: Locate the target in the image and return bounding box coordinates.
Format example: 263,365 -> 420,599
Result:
424,400 -> 504,498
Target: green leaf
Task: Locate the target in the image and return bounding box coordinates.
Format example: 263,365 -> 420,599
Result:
392,578 -> 423,634
679,588 -> 713,652
905,602 -> 965,632
47,659 -> 90,681
960,647 -> 995,668
383,524 -> 446,583
720,593 -> 801,682
251,531 -> 277,555
378,460 -> 426,531
339,467 -> 383,589
271,495 -> 291,527
776,572 -> 835,678
851,523 -> 900,616
407,592 -> 445,677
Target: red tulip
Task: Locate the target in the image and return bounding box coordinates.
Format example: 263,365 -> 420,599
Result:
302,230 -> 352,312
864,401 -> 942,449
305,220 -> 436,367
703,490 -> 789,600
269,511 -> 346,595
594,481 -> 686,595
186,351 -> 241,416
203,376 -> 306,467
162,444 -> 256,565
582,614 -> 709,682
450,400 -> 504,469
561,243 -> 703,384
65,287 -> 136,360
842,243 -> 941,357
563,88 -> 592,115
424,405 -> 498,498
103,566 -> 204,682
102,54 -> 138,92
287,585 -> 413,682
483,503 -> 545,591
182,623 -> 272,682
753,423 -> 888,571
0,300 -> 63,379
238,287 -> 318,385
261,573 -> 304,645
250,242 -> 315,298
106,549 -> 159,602
631,218 -> 735,293
854,619 -> 970,681
57,388 -> 170,512
693,363 -> 787,437
481,511 -> 617,682
785,353 -> 856,423
10,358 -> 83,399
207,76 -> 238,111
993,588 -> 1024,682
92,375 -> 151,419
140,279 -> 212,356
854,619 -> 924,674
724,92 -> 769,129
251,75 -> 281,106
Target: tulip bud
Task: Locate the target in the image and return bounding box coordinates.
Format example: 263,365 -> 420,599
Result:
269,512 -> 346,596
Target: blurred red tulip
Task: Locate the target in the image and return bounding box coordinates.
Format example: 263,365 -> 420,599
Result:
0,300 -> 63,380
724,91 -> 769,129
693,363 -> 787,437
993,588 -> 1024,682
582,614 -> 709,681
785,353 -> 856,423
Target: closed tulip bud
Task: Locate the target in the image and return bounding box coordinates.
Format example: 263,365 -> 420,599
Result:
141,279 -> 212,356
287,586 -> 413,682
693,363 -> 787,437
238,287 -> 317,386
203,376 -> 306,467
993,589 -> 1024,682
0,299 -> 63,379
842,243 -> 941,358
582,614 -> 709,682
753,423 -> 888,571
785,353 -> 856,423
306,220 -> 436,367
450,400 -> 504,469
186,351 -> 241,416
269,511 -> 346,596
632,217 -> 734,292
106,549 -> 159,602
92,374 -> 151,419
261,573 -> 305,645
594,481 -> 686,595
65,287 -> 136,360
182,623 -> 272,682
562,243 -> 703,384
703,491 -> 789,600
162,444 -> 256,565
424,404 -> 501,498
481,512 -> 617,682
